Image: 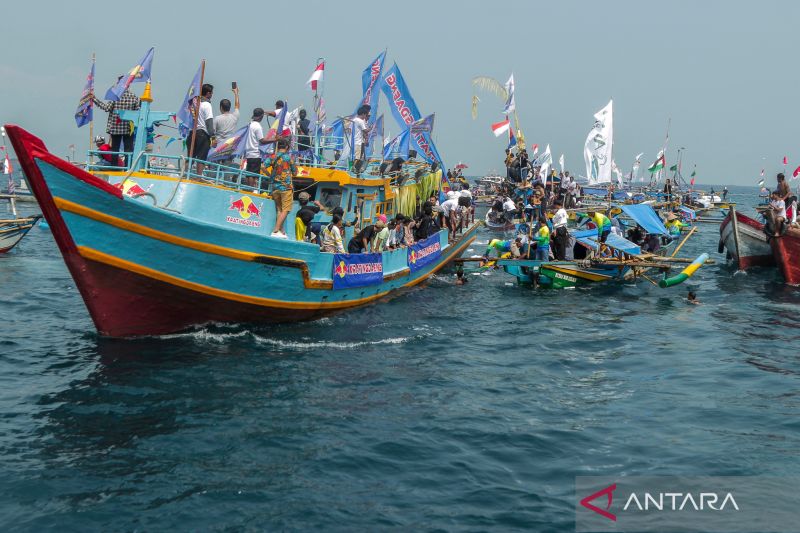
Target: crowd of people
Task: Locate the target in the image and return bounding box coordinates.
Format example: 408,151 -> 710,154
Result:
766,172 -> 797,237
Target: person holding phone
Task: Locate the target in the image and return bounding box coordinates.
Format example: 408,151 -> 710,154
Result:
213,82 -> 241,166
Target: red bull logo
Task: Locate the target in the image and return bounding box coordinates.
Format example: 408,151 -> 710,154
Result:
409,250 -> 418,264
226,195 -> 262,227
335,261 -> 347,278
113,180 -> 149,197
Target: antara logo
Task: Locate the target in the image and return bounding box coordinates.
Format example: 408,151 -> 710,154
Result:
580,483 -> 617,522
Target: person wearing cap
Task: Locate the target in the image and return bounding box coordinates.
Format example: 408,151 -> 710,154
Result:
295,191 -> 325,242
372,214 -> 391,252
243,108 -> 272,187
94,136 -> 114,166
262,137 -> 297,238
347,217 -> 384,253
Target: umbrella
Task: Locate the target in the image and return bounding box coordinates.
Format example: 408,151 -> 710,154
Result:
454,163 -> 468,170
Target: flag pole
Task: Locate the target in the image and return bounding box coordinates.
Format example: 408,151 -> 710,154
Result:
187,59 -> 206,173
313,56 -> 324,164
88,52 -> 96,167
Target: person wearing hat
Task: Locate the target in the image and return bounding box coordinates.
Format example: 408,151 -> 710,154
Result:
347,217 -> 384,253
94,136 -> 114,166
243,107 -> 272,187
372,214 -> 391,252
295,191 -> 325,242
665,212 -> 685,237
578,210 -> 612,249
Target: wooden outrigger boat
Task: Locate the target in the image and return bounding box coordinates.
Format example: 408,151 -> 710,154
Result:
496,204 -> 708,289
0,195 -> 40,253
6,83 -> 478,337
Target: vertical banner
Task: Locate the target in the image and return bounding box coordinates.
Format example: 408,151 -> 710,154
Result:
355,50 -> 386,125
407,234 -> 442,272
332,253 -> 384,289
380,63 -> 445,173
583,100 -> 613,185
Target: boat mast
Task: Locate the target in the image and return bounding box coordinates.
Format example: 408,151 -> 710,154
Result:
313,56 -> 324,164
88,52 -> 95,167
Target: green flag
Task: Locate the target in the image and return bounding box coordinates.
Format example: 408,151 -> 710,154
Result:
669,164 -> 678,171
691,170 -> 696,177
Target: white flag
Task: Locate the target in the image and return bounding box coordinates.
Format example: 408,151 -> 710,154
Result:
612,159 -> 624,185
559,154 -> 565,173
539,144 -> 552,186
632,152 -> 644,182
583,99 -> 614,185
503,73 -> 515,114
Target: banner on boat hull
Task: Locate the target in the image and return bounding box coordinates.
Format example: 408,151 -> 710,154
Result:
332,253 -> 383,289
407,234 -> 442,272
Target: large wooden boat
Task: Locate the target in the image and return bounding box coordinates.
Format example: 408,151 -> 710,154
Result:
6,95 -> 477,336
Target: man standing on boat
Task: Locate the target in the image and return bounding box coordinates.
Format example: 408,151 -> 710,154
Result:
93,79 -> 141,167
262,137 -> 296,238
213,85 -> 240,164
243,108 -> 272,187
188,83 -> 215,176
583,210 -> 612,249
551,199 -> 568,260
352,105 -> 371,176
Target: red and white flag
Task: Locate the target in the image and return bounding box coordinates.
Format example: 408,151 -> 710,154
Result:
307,62 -> 324,91
491,119 -> 510,137
793,165 -> 800,179
3,154 -> 12,175
531,143 -> 539,155
783,156 -> 788,165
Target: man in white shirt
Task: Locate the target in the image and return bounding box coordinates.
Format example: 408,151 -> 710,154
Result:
769,191 -> 787,236
188,83 -> 215,176
212,85 -> 240,167
440,192 -> 460,243
550,199 -> 569,259
243,108 -> 271,188
565,173 -> 577,208
352,104 -> 371,175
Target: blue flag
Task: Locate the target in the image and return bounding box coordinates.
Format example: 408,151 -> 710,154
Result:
177,63 -> 202,139
410,113 -> 435,134
207,125 -> 248,162
354,51 -> 386,126
104,47 -> 154,101
74,61 -> 95,128
383,128 -> 410,160
366,114 -> 384,157
380,63 -> 446,174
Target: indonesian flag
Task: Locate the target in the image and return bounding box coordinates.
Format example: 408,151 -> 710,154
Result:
648,151 -> 665,173
491,119 -> 510,137
307,61 -> 324,91
531,143 -> 539,155
3,154 -> 12,175
793,165 -> 800,179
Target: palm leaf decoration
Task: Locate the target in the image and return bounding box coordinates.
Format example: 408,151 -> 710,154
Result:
471,76 -> 508,100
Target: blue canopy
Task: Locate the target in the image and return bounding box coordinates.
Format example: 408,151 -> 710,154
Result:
582,186 -> 609,197
678,206 -> 697,220
573,229 -> 642,256
620,204 -> 669,235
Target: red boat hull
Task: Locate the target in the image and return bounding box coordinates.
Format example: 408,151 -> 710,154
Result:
771,228 -> 800,285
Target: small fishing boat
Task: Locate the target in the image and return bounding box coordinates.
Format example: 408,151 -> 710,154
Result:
0,213 -> 41,252
6,81 -> 478,337
717,207 -> 774,270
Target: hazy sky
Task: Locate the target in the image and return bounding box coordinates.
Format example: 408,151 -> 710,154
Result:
2,0 -> 798,185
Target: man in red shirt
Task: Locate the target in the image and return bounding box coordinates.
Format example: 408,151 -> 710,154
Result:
95,136 -> 114,166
